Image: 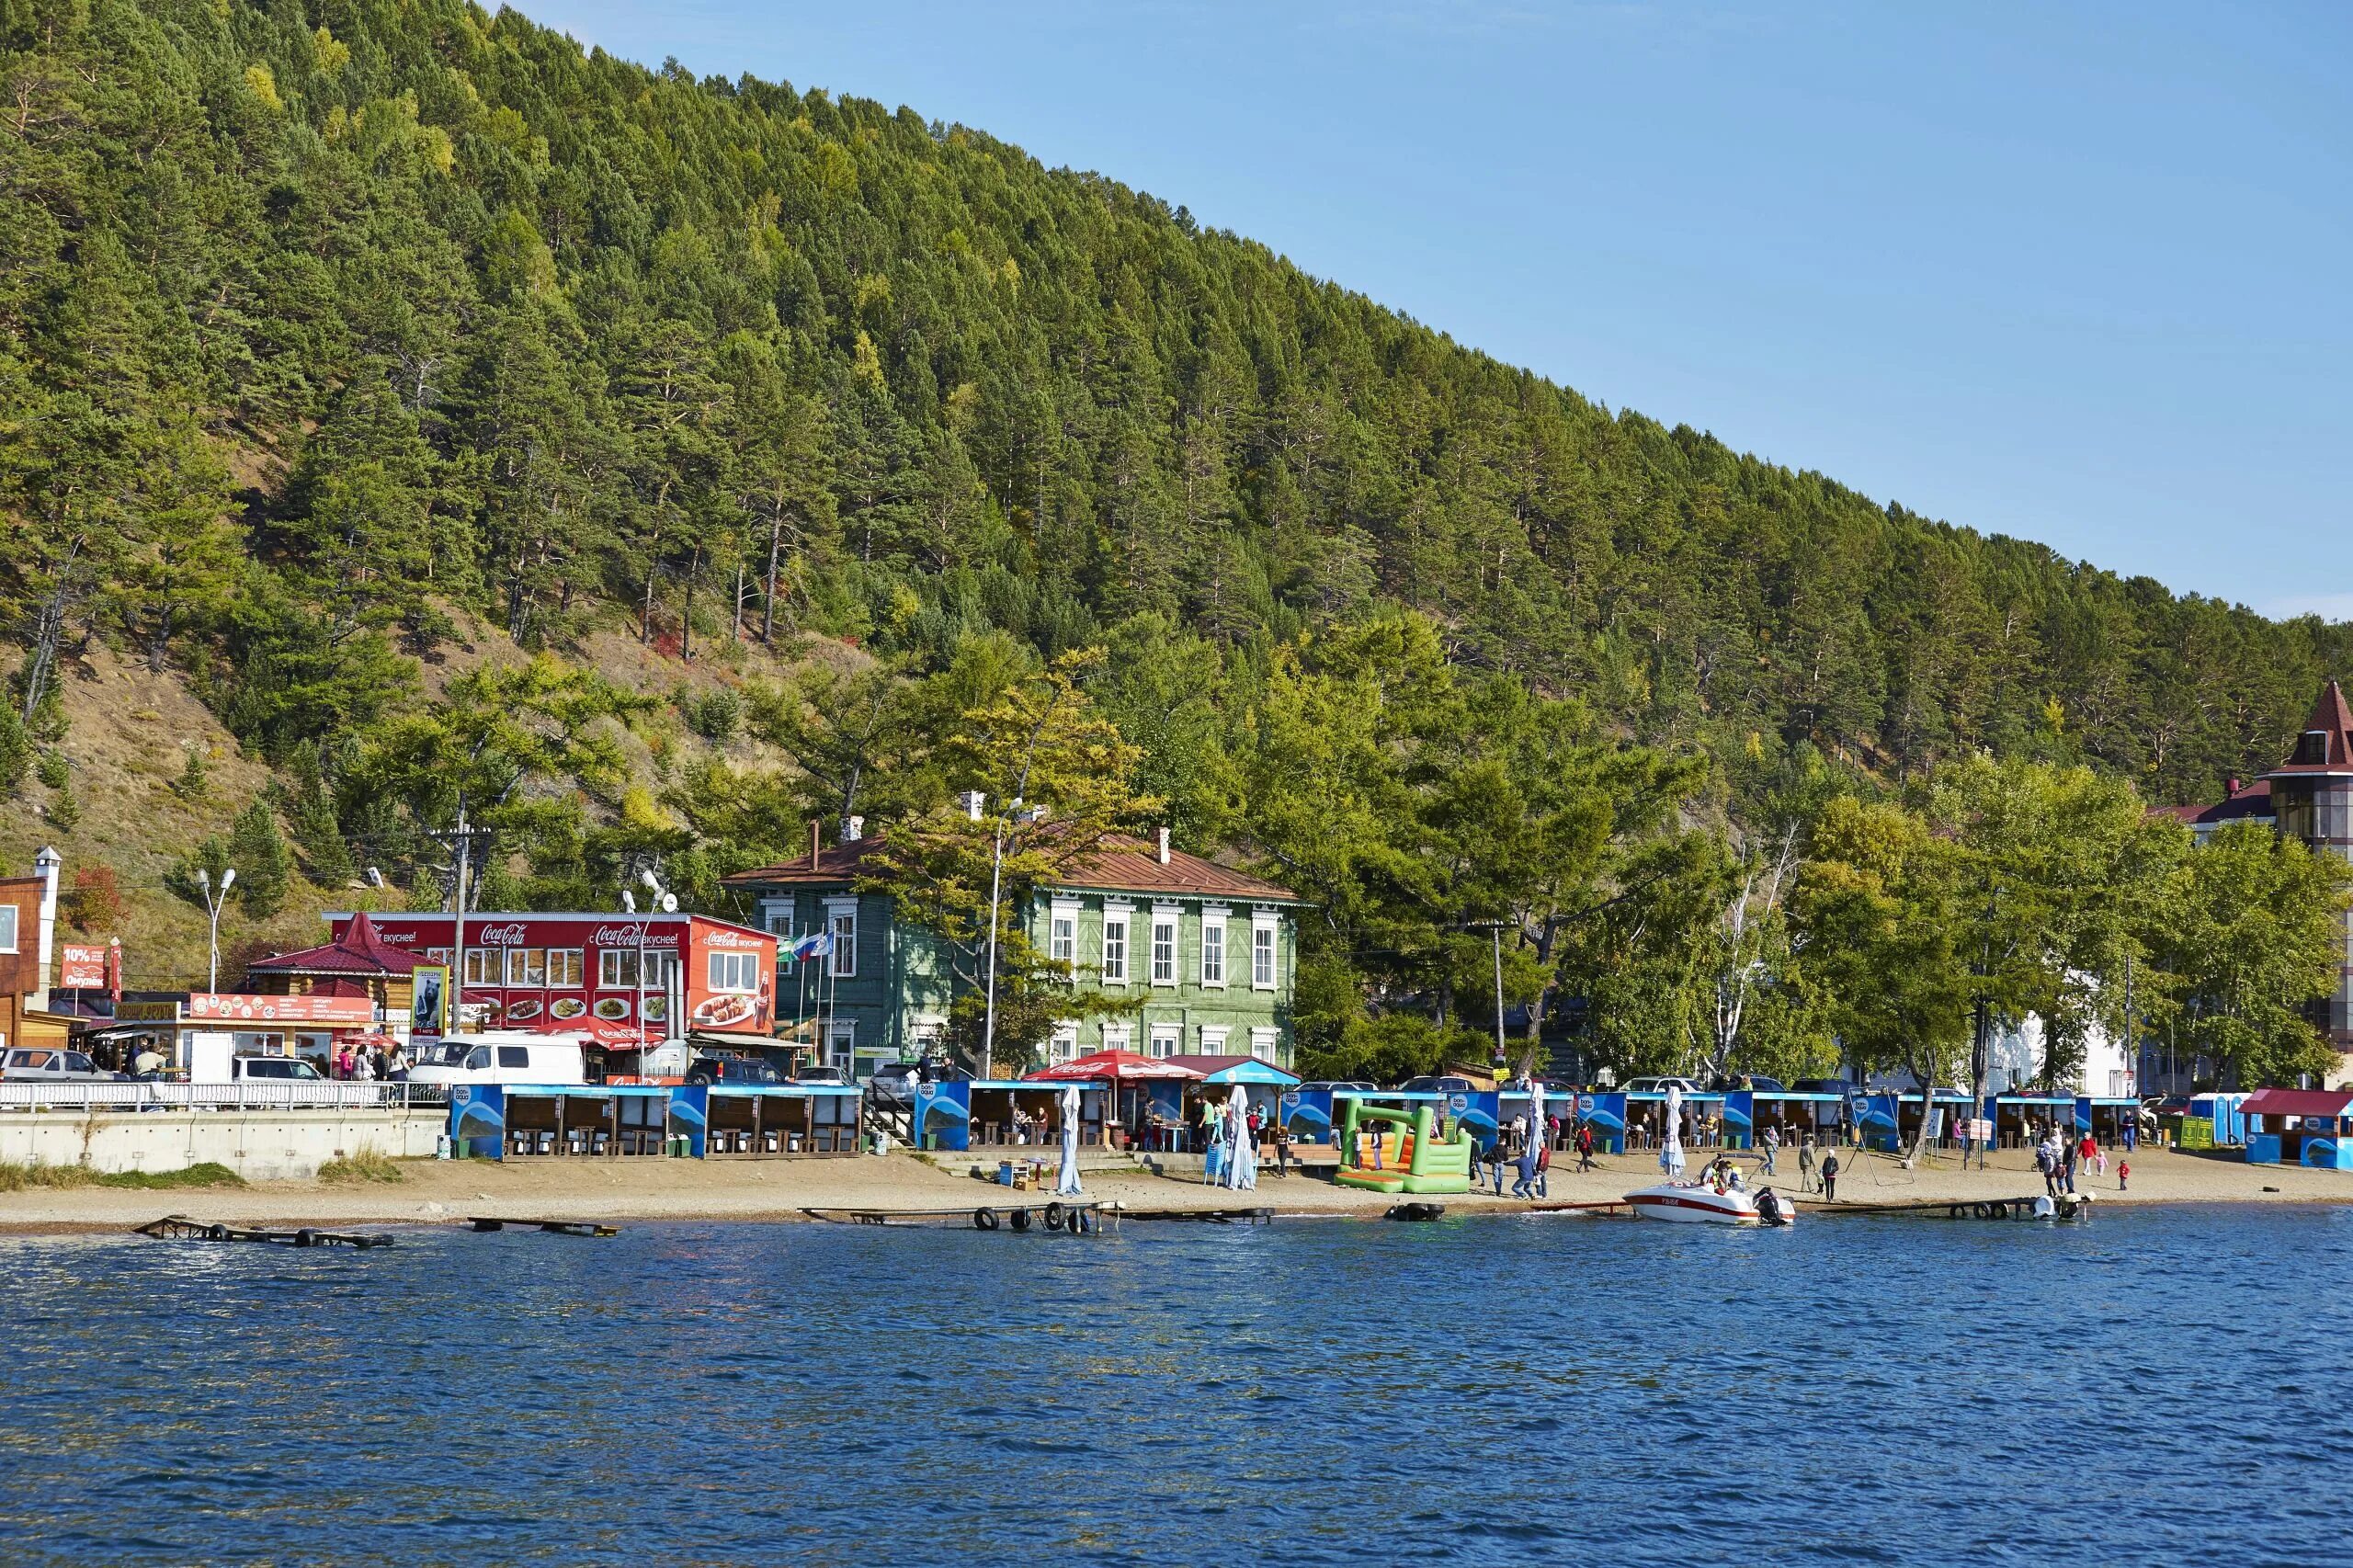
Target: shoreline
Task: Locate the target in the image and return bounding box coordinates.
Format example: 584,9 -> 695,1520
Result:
3,1144 -> 2345,1238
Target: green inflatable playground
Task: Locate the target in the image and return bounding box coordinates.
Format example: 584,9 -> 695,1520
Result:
1333,1098 -> 1474,1194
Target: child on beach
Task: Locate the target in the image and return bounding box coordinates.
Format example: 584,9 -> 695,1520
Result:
2118,1159 -> 2130,1192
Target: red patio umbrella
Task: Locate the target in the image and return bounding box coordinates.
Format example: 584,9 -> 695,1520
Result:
1026,1049 -> 1201,1082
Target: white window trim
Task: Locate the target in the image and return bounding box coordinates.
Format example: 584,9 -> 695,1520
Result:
1199,1024 -> 1229,1053
1102,1021 -> 1132,1053
1251,910 -> 1279,992
824,896 -> 858,980
1050,897 -> 1080,968
1151,903 -> 1180,988
1200,904 -> 1228,990
1101,902 -> 1131,986
825,1017 -> 856,1066
0,904 -> 17,954
546,948 -> 585,988
1147,1023 -> 1181,1059
1249,1026 -> 1279,1062
1051,1020 -> 1080,1064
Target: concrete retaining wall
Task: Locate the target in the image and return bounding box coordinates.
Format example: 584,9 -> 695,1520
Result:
0,1108 -> 444,1180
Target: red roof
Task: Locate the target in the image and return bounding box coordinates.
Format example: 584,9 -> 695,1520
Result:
246,911 -> 415,977
2266,680 -> 2353,777
2241,1087 -> 2353,1119
725,830 -> 1300,903
2151,777 -> 2273,828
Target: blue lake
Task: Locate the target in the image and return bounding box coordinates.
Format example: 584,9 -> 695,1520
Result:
0,1204 -> 2346,1565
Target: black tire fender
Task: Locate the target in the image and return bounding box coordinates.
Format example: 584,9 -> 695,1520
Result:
1009,1208 -> 1032,1233
1043,1201 -> 1066,1231
972,1207 -> 999,1231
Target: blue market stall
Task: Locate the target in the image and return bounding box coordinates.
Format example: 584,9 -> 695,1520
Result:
2075,1095 -> 2141,1149
688,1083 -> 864,1156
1734,1090 -> 1847,1152
1624,1090 -> 1728,1151
922,1079 -> 1108,1152
1987,1093 -> 2078,1150
448,1085 -> 676,1160
2242,1088 -> 2353,1168
1164,1054 -> 1301,1133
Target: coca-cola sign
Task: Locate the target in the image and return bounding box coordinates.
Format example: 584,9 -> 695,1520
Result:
472,923 -> 531,946
701,929 -> 765,949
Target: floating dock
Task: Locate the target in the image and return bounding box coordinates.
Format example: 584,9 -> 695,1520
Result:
802,1201 -> 1124,1233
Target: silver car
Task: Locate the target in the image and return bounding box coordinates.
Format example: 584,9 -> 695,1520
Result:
0,1046 -> 115,1083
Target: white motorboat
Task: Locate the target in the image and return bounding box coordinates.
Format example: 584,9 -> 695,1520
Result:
1625,1179 -> 1794,1226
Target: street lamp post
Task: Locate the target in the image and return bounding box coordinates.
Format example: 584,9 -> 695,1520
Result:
1466,918 -> 1509,1071
979,798 -> 1045,1081
195,867 -> 237,992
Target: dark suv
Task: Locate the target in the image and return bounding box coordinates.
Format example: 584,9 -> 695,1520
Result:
684,1054 -> 786,1086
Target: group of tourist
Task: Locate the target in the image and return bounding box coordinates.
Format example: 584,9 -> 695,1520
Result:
2034,1125 -> 2129,1196
327,1040 -> 407,1081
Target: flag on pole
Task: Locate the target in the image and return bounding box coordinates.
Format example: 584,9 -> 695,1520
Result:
787,931 -> 834,963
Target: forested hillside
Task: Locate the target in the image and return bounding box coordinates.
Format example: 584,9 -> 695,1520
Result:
3,0 -> 2346,1077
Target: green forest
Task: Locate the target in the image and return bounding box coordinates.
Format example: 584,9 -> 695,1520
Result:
4,0 -> 2348,1094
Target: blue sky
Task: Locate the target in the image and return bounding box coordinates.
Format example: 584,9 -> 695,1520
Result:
525,0 -> 2352,620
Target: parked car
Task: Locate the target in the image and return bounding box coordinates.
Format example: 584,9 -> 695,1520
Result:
1623,1076 -> 1698,1095
1399,1074 -> 1478,1097
1298,1080 -> 1377,1095
791,1064 -> 854,1086
1711,1074 -> 1787,1094
1790,1077 -> 1860,1096
232,1055 -> 326,1083
408,1033 -> 588,1086
0,1046 -> 116,1083
684,1053 -> 785,1086
867,1060 -> 921,1108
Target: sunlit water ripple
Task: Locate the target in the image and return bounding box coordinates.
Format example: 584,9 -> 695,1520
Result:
0,1203 -> 2346,1565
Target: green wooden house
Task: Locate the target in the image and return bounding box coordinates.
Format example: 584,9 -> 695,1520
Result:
722,827 -> 1303,1078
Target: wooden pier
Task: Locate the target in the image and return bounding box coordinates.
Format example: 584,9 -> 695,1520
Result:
137,1216 -> 393,1249
466,1217 -> 619,1237
1799,1194 -> 2095,1220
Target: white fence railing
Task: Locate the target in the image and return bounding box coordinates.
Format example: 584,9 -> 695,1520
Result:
0,1083 -> 452,1114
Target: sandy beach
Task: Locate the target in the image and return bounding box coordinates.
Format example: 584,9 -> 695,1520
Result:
1,1142 -> 2343,1236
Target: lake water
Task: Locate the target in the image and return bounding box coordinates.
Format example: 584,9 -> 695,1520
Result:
0,1204 -> 2345,1565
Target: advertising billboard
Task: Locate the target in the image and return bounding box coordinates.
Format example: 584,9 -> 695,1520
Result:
333,912 -> 778,1047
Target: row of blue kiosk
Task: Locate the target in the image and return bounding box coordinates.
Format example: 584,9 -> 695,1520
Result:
448,1082 -> 866,1159
438,1070 -> 2353,1173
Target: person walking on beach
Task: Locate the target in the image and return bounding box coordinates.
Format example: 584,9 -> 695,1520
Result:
2118,1158 -> 2130,1193
2062,1133 -> 2081,1194
1575,1122 -> 1597,1172
2036,1136 -> 2060,1197
2081,1130 -> 2103,1178
1760,1123 -> 1779,1177
1798,1131 -> 1816,1193
1819,1151 -> 1839,1202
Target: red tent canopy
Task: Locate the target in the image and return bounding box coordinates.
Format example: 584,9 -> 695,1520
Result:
1027,1049 -> 1202,1083
2241,1088 -> 2353,1119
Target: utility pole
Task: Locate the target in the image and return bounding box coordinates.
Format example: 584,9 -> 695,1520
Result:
978,796 -> 1044,1081
1467,919 -> 1509,1072
426,810 -> 490,1035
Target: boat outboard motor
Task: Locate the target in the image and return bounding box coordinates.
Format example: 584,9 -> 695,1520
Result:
1755,1187 -> 1788,1228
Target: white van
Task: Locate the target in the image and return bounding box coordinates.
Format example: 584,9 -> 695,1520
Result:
407,1032 -> 588,1086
